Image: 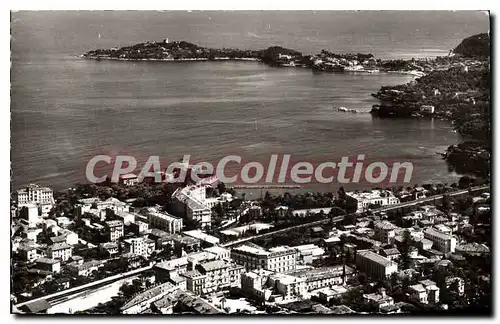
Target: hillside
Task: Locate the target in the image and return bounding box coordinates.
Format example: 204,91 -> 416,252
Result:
453,33 -> 490,58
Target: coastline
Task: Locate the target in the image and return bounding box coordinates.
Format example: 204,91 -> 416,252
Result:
80,55 -> 424,76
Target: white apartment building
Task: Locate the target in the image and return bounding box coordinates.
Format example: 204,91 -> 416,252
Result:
172,185 -> 212,228
286,265 -> 356,291
355,250 -> 398,280
346,190 -> 400,213
269,273 -> 307,303
15,184 -> 54,205
424,228 -> 457,253
47,242 -> 73,262
231,243 -> 298,273
193,260 -> 245,294
106,220 -> 124,241
123,237 -> 154,258
147,210 -> 183,234
418,279 -> 440,304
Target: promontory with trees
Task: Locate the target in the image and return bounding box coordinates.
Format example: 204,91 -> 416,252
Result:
370,33 -> 490,180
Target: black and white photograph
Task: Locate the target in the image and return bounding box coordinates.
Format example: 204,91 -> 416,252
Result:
9,9 -> 491,316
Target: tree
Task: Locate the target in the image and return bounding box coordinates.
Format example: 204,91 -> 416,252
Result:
399,230 -> 412,270
217,182 -> 226,194
442,194 -> 453,212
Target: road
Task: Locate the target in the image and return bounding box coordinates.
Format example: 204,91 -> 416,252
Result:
222,185 -> 489,247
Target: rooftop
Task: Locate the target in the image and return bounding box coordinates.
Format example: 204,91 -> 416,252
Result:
347,189 -> 396,201
232,244 -> 269,256
183,230 -> 220,245
106,220 -> 123,227
409,284 -> 426,293
375,221 -> 397,231
200,260 -> 230,272
383,248 -> 401,256
36,257 -> 60,265
181,270 -> 205,279
287,265 -> 354,282
120,282 -> 176,311
203,245 -> 230,256
149,228 -> 171,238
357,250 -> 397,267
424,228 -> 454,240
49,242 -> 72,251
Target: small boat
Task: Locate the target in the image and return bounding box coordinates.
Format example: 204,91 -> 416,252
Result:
337,107 -> 358,113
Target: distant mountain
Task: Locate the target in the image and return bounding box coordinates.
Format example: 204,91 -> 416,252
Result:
453,33 -> 490,58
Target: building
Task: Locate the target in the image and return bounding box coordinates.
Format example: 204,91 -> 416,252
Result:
285,265 -> 355,291
317,286 -> 349,303
363,288 -> 394,310
293,244 -> 325,264
374,221 -> 397,244
455,242 -> 490,256
433,224 -> 452,236
123,237 -> 152,258
247,205 -> 262,220
106,220 -> 124,241
411,280 -> 440,304
240,269 -> 274,302
192,260 -> 245,294
130,220 -> 149,235
203,246 -> 230,260
182,270 -> 206,295
346,190 -> 400,213
47,242 -> 73,262
170,234 -> 201,254
120,282 -> 177,314
15,184 -> 54,205
154,258 -> 190,282
409,284 -> 428,304
58,229 -> 79,245
67,260 -> 104,277
19,204 -> 40,227
172,185 -> 212,228
275,206 -> 289,218
420,105 -> 435,114
17,245 -> 37,262
424,228 -> 457,253
380,248 -> 401,261
356,250 -> 398,280
183,230 -> 219,246
35,257 -> 61,274
147,210 -> 183,234
445,277 -> 465,296
99,242 -> 119,256
148,228 -> 174,250
268,273 -> 307,302
119,174 -> 140,186
111,210 -> 138,225
231,243 -> 298,272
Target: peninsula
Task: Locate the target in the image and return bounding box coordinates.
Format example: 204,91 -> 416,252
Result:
82,39 -> 425,74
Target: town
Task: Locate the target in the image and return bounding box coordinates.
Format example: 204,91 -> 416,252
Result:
10,165 -> 491,315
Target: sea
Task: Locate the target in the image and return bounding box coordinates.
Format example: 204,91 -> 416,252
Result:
11,11 -> 490,194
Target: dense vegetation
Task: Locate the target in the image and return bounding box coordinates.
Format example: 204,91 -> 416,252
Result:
371,33 -> 490,178
453,33 -> 490,58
